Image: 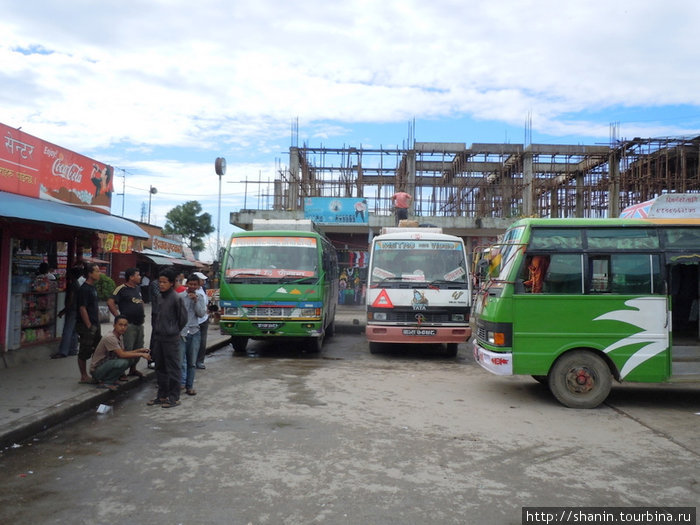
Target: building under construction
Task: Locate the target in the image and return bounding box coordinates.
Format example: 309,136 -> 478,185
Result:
232,134 -> 700,238
227,133 -> 700,302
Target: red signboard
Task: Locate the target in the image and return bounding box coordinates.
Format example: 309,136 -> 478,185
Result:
0,121 -> 113,214
100,233 -> 135,254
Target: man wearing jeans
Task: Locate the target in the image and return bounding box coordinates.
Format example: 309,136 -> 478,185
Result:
52,266 -> 83,358
193,272 -> 209,369
107,267 -> 146,378
179,274 -> 207,396
91,316 -> 151,390
76,263 -> 102,383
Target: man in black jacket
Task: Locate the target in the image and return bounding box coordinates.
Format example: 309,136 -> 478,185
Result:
147,269 -> 187,408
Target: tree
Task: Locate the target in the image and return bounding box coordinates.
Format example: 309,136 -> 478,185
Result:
95,273 -> 115,301
162,200 -> 215,254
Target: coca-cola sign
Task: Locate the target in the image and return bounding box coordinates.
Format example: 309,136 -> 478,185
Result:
0,121 -> 112,214
52,156 -> 84,183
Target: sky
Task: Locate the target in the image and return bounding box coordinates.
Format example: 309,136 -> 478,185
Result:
2,0 -> 700,261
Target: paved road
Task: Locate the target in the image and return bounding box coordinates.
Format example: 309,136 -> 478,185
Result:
0,333 -> 698,525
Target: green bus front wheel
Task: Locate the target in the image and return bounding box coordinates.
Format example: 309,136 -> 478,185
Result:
231,337 -> 249,353
548,350 -> 612,409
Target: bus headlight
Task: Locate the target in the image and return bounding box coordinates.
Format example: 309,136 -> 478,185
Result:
371,312 -> 387,321
451,313 -> 465,322
224,307 -> 242,317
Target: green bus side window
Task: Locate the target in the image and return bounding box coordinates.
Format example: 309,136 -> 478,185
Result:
610,254 -> 657,294
543,254 -> 583,294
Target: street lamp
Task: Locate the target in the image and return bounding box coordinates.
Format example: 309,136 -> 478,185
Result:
148,185 -> 157,224
215,157 -> 227,259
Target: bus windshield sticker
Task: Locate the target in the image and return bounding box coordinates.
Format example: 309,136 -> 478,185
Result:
227,268 -> 315,278
376,240 -> 461,251
231,236 -> 317,248
444,267 -> 466,281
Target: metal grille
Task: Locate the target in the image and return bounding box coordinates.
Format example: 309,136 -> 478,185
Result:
245,307 -> 291,318
388,312 -> 450,323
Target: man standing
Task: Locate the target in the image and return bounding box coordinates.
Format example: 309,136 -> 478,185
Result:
147,269 -> 187,408
391,190 -> 412,226
91,316 -> 151,390
193,271 -> 209,369
179,274 -> 207,395
107,267 -> 146,378
140,272 -> 151,304
76,263 -> 102,384
51,266 -> 82,359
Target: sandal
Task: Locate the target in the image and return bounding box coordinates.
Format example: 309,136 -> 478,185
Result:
127,370 -> 144,378
118,375 -> 129,382
97,383 -> 119,391
161,399 -> 181,408
186,388 -> 197,396
147,397 -> 167,406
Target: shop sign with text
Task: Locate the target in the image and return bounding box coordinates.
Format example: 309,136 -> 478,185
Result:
0,121 -> 113,214
151,235 -> 183,257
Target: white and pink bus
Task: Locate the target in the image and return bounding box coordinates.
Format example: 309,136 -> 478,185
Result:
365,227 -> 472,357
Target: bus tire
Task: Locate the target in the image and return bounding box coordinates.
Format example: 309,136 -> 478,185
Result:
369,342 -> 381,354
445,343 -> 459,358
231,337 -> 248,353
548,350 -> 612,409
307,334 -> 323,353
326,318 -> 335,338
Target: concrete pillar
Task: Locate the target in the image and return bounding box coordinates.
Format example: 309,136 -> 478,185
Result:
523,148 -> 534,216
551,188 -> 559,218
273,180 -> 284,211
502,173 -> 513,218
406,150 -> 417,216
575,173 -> 584,218
608,150 -> 620,217
289,147 -> 300,211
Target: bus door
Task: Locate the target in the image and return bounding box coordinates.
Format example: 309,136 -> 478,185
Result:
668,255 -> 700,380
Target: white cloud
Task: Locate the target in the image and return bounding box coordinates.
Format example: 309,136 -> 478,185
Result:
1,0 -> 699,231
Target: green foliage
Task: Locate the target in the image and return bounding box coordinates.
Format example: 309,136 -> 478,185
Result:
95,273 -> 116,301
162,200 -> 215,253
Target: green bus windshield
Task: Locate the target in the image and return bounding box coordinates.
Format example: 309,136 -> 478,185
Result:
224,236 -> 318,282
490,225 -> 526,282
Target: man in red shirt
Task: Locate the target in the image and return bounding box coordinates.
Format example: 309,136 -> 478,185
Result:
391,190 -> 412,226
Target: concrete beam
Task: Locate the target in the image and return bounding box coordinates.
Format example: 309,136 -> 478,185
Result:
415,142 -> 466,153
230,209 -> 514,239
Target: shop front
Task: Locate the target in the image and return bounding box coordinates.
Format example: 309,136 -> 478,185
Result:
0,123 -> 147,365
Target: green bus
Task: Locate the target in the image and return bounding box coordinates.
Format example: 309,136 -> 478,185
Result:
472,217 -> 700,408
219,220 -> 339,353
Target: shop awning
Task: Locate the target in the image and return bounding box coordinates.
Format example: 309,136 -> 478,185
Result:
0,191 -> 149,238
174,259 -> 197,267
140,254 -> 175,266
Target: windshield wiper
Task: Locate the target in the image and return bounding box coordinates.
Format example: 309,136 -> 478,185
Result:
428,279 -> 467,287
